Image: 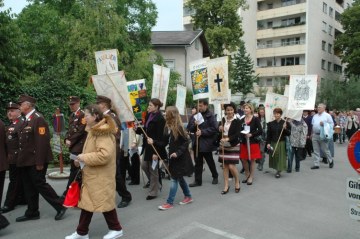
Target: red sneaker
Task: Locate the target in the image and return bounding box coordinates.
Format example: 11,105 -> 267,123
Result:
158,203 -> 173,210
179,197 -> 193,205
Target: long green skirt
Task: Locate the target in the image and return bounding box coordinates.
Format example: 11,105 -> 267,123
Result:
269,141 -> 287,172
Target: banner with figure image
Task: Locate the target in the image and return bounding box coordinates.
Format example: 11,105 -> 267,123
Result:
127,79 -> 147,124
288,75 -> 318,110
190,58 -> 210,100
94,49 -> 118,75
207,56 -> 230,104
92,71 -> 133,122
151,64 -> 170,110
175,84 -> 187,115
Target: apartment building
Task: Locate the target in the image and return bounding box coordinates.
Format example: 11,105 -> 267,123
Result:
183,0 -> 352,92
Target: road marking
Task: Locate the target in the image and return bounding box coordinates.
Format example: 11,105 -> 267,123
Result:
164,221 -> 245,239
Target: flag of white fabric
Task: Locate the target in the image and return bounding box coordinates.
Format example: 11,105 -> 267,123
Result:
284,84 -> 302,121
284,85 -> 290,97
190,58 -> 210,100
288,75 -> 318,110
175,84 -> 187,115
92,71 -> 133,122
265,92 -> 302,122
207,56 -> 230,104
151,64 -> 170,110
94,49 -> 118,75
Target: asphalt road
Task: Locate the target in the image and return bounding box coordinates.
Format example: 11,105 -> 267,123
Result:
1,141 -> 359,239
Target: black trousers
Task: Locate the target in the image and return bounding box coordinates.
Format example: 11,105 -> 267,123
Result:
119,150 -> 129,181
0,170 -> 5,206
20,165 -> 62,216
4,164 -> 25,208
129,152 -> 140,184
116,152 -> 132,202
305,138 -> 313,156
63,159 -> 81,196
194,152 -> 218,184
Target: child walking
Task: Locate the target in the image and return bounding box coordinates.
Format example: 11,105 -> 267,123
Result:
158,106 -> 194,210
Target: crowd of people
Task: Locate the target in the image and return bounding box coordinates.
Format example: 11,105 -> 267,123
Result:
0,95 -> 359,239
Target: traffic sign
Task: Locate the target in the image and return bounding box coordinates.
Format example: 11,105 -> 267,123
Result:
347,131 -> 360,173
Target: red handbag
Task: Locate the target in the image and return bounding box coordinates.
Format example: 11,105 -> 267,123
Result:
63,180 -> 80,208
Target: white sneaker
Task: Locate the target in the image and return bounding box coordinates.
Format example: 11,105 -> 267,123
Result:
65,232 -> 89,239
103,230 -> 123,239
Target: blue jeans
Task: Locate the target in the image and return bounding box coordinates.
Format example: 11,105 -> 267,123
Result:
167,177 -> 191,205
288,147 -> 304,171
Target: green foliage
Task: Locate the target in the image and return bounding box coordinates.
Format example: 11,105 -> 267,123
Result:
186,0 -> 246,58
255,86 -> 268,101
230,40 -> 258,98
334,0 -> 360,76
318,74 -> 360,110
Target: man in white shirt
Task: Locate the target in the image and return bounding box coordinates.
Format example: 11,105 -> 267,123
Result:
311,103 -> 334,169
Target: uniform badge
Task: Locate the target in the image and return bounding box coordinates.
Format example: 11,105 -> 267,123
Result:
8,135 -> 12,140
81,118 -> 86,125
39,127 -> 46,135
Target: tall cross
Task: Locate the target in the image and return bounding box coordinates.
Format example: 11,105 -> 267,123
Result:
214,74 -> 223,92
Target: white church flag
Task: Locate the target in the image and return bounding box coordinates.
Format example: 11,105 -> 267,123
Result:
175,84 -> 187,115
151,64 -> 170,109
264,92 -> 289,123
288,75 -> 318,110
207,56 -> 230,104
94,49 -> 118,75
190,58 -> 210,100
92,71 -> 133,122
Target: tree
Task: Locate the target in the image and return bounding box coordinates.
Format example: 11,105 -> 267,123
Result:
230,40 -> 259,98
185,0 -> 247,58
334,0 -> 360,76
272,77 -> 287,95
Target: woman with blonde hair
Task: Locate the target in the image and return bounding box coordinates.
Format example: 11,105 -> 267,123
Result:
158,106 -> 194,210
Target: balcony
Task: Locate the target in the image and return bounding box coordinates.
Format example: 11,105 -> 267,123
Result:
256,65 -> 305,77
257,23 -> 306,39
257,2 -> 306,21
257,41 -> 306,58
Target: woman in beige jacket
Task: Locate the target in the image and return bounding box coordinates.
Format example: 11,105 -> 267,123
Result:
66,104 -> 123,239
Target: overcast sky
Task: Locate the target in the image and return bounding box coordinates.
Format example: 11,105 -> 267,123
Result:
2,0 -> 183,31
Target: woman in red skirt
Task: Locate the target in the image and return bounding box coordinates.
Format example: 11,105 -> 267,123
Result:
239,103 -> 263,185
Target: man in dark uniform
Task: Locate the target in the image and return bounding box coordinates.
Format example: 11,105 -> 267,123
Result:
0,103 -> 26,213
96,95 -> 132,208
61,96 -> 87,198
16,95 -> 66,222
0,119 -> 7,209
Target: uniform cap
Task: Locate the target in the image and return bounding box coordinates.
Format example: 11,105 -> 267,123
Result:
18,94 -> 36,104
6,102 -> 20,109
96,95 -> 112,106
69,96 -> 80,104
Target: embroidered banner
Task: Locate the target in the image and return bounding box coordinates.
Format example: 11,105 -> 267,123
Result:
207,56 -> 230,104
288,75 -> 318,110
151,64 -> 170,110
94,49 -> 118,75
190,58 -> 210,100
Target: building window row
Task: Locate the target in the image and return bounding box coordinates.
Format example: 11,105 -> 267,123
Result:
257,37 -> 304,49
281,57 -> 300,66
322,59 -> 342,73
322,21 -> 333,36
322,41 -> 333,54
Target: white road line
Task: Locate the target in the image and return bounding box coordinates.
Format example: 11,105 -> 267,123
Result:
164,221 -> 245,239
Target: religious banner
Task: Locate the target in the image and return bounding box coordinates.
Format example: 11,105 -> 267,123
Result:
284,84 -> 302,121
190,58 -> 210,100
127,79 -> 147,124
94,49 -> 118,75
207,56 -> 231,104
288,75 -> 318,110
151,64 -> 170,110
175,84 -> 187,115
264,92 -> 289,123
92,71 -> 133,122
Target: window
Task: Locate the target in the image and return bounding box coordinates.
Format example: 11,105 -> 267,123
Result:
281,17 -> 301,27
322,21 -> 327,32
267,21 -> 273,28
281,37 -> 301,46
281,57 -> 300,66
328,62 -> 332,71
328,25 -> 333,36
267,3 -> 273,9
328,43 -> 332,54
267,59 -> 273,67
335,11 -> 341,22
323,2 -> 327,14
321,59 -> 326,70
322,41 -> 326,51
164,59 -> 175,70
329,7 -> 334,17
266,40 -> 273,47
334,64 -> 342,73
266,78 -> 273,86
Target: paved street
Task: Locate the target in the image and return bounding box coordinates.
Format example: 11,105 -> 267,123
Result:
1,141 -> 359,239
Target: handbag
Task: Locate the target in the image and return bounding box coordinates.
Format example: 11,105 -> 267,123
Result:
63,170 -> 81,208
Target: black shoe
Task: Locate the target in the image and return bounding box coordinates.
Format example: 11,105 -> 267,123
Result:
275,172 -> 281,178
322,158 -> 328,164
221,187 -> 230,195
235,187 -> 241,193
240,168 -> 245,174
16,214 -> 40,222
0,215 -> 9,229
143,181 -> 150,188
329,161 -> 334,168
242,176 -> 249,184
0,206 -> 14,214
212,178 -> 218,185
311,166 -> 320,170
55,207 -> 67,221
295,169 -> 300,172
128,181 -> 139,185
117,200 -> 131,208
287,169 -> 292,173
189,182 -> 201,187
146,195 -> 157,200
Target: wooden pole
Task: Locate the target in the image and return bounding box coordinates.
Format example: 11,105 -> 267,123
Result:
221,104 -> 225,167
196,99 -> 199,158
272,126 -> 285,158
